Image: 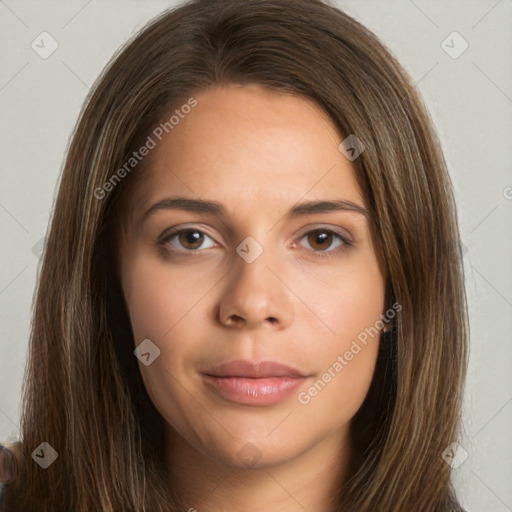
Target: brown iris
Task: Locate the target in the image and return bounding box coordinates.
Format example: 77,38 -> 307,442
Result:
306,230 -> 333,251
178,230 -> 205,250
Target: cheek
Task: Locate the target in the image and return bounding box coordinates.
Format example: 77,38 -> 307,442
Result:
121,257 -> 210,438
294,345 -> 379,438
121,253 -> 215,342
330,269 -> 385,345
294,250 -> 385,349
291,254 -> 385,413
121,255 -> 212,406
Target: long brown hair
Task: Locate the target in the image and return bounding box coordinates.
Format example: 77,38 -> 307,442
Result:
1,0 -> 469,510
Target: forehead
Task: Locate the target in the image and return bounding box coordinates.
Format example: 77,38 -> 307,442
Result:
128,83 -> 364,223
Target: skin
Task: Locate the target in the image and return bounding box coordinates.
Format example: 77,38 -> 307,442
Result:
118,83 -> 386,512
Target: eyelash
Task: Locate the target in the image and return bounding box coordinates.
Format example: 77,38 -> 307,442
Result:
156,226 -> 352,258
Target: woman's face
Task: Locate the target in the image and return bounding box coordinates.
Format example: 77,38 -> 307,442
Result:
118,83 -> 386,470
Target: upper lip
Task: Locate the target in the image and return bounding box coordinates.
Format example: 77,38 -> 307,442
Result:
202,360 -> 309,379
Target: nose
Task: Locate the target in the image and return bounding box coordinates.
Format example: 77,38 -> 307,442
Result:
217,244 -> 294,330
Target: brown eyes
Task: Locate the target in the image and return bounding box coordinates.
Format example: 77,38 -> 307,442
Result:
171,229 -> 210,250
158,227 -> 352,257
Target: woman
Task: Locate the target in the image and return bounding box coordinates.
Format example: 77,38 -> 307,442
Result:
0,0 -> 469,510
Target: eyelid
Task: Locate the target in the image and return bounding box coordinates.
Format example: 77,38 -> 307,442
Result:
295,224 -> 353,244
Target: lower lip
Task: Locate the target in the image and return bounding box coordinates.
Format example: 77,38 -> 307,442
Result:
202,375 -> 308,406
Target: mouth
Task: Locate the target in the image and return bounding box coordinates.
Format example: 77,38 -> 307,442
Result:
201,359 -> 312,406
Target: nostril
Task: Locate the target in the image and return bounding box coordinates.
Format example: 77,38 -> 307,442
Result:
227,315 -> 244,325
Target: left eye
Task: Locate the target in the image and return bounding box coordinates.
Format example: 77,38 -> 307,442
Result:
299,229 -> 349,253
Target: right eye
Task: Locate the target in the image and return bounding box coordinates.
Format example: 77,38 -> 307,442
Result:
159,227 -> 217,253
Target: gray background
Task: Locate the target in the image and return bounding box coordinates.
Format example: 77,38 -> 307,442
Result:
1,1 -> 511,510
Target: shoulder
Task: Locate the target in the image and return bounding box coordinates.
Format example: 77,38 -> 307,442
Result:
0,443 -> 18,511
0,443 -> 16,484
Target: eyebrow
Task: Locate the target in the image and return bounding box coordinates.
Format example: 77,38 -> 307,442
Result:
142,197 -> 368,223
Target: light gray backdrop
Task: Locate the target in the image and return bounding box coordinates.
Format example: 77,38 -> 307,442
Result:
1,1 -> 511,510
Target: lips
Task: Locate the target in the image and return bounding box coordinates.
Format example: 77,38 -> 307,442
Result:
201,359 -> 311,406
203,359 -> 308,379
